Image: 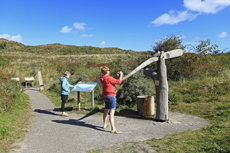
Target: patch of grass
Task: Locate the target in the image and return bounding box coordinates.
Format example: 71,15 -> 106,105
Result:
0,93 -> 32,153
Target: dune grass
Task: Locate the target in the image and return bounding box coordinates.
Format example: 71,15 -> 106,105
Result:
0,93 -> 32,153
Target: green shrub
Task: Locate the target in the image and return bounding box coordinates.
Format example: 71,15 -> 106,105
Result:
117,71 -> 154,106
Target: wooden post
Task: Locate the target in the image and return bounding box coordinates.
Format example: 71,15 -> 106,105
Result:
78,91 -> 80,111
38,71 -> 44,90
91,90 -> 94,109
156,51 -> 168,121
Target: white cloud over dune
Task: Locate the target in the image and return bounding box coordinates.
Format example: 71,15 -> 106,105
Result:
0,33 -> 22,42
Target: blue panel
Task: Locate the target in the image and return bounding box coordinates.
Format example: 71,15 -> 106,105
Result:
72,82 -> 97,92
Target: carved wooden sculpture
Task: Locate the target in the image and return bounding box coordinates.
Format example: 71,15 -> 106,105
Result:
123,49 -> 183,121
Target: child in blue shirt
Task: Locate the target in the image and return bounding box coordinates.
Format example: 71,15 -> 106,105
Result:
60,71 -> 75,117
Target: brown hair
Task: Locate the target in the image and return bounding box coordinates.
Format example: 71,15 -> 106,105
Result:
101,66 -> 109,75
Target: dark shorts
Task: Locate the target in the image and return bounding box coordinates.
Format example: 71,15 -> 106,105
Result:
61,94 -> 68,101
104,96 -> 116,109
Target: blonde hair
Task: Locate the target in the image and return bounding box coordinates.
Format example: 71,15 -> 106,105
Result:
64,71 -> 70,76
101,66 -> 109,75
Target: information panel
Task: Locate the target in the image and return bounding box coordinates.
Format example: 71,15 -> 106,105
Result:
72,82 -> 97,92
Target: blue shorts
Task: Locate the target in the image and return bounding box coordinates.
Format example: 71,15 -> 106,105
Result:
104,96 -> 116,109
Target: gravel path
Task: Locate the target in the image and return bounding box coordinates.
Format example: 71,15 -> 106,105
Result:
11,88 -> 209,153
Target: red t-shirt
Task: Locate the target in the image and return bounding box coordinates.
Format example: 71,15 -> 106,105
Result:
100,75 -> 121,97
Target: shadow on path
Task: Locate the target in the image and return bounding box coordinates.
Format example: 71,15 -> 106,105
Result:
74,107 -> 105,121
25,88 -> 39,91
52,119 -> 109,132
117,110 -> 159,121
34,109 -> 60,116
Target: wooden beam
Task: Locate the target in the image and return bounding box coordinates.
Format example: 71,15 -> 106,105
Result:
122,49 -> 183,81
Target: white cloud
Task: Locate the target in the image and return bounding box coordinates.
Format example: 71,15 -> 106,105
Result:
81,34 -> 93,37
151,0 -> 230,26
218,31 -> 227,37
99,41 -> 106,45
60,26 -> 72,33
0,33 -> 22,42
73,22 -> 86,30
0,33 -> 11,39
99,41 -> 110,46
183,0 -> 230,14
10,34 -> 22,42
151,10 -> 198,26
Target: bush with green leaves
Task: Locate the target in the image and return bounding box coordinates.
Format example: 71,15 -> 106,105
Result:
117,71 -> 155,106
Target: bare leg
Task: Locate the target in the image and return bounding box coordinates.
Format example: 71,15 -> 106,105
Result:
110,109 -> 121,133
109,109 -> 116,131
103,109 -> 110,128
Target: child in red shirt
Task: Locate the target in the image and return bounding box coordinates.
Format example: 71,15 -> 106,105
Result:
100,66 -> 123,134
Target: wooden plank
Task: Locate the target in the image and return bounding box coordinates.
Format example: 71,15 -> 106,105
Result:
164,49 -> 183,59
11,77 -> 20,81
122,49 -> 183,81
122,57 -> 158,81
25,77 -> 34,81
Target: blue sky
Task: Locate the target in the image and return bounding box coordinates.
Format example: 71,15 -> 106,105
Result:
1,0 -> 230,52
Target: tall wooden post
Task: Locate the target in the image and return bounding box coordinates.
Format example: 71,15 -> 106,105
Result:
156,51 -> 168,121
